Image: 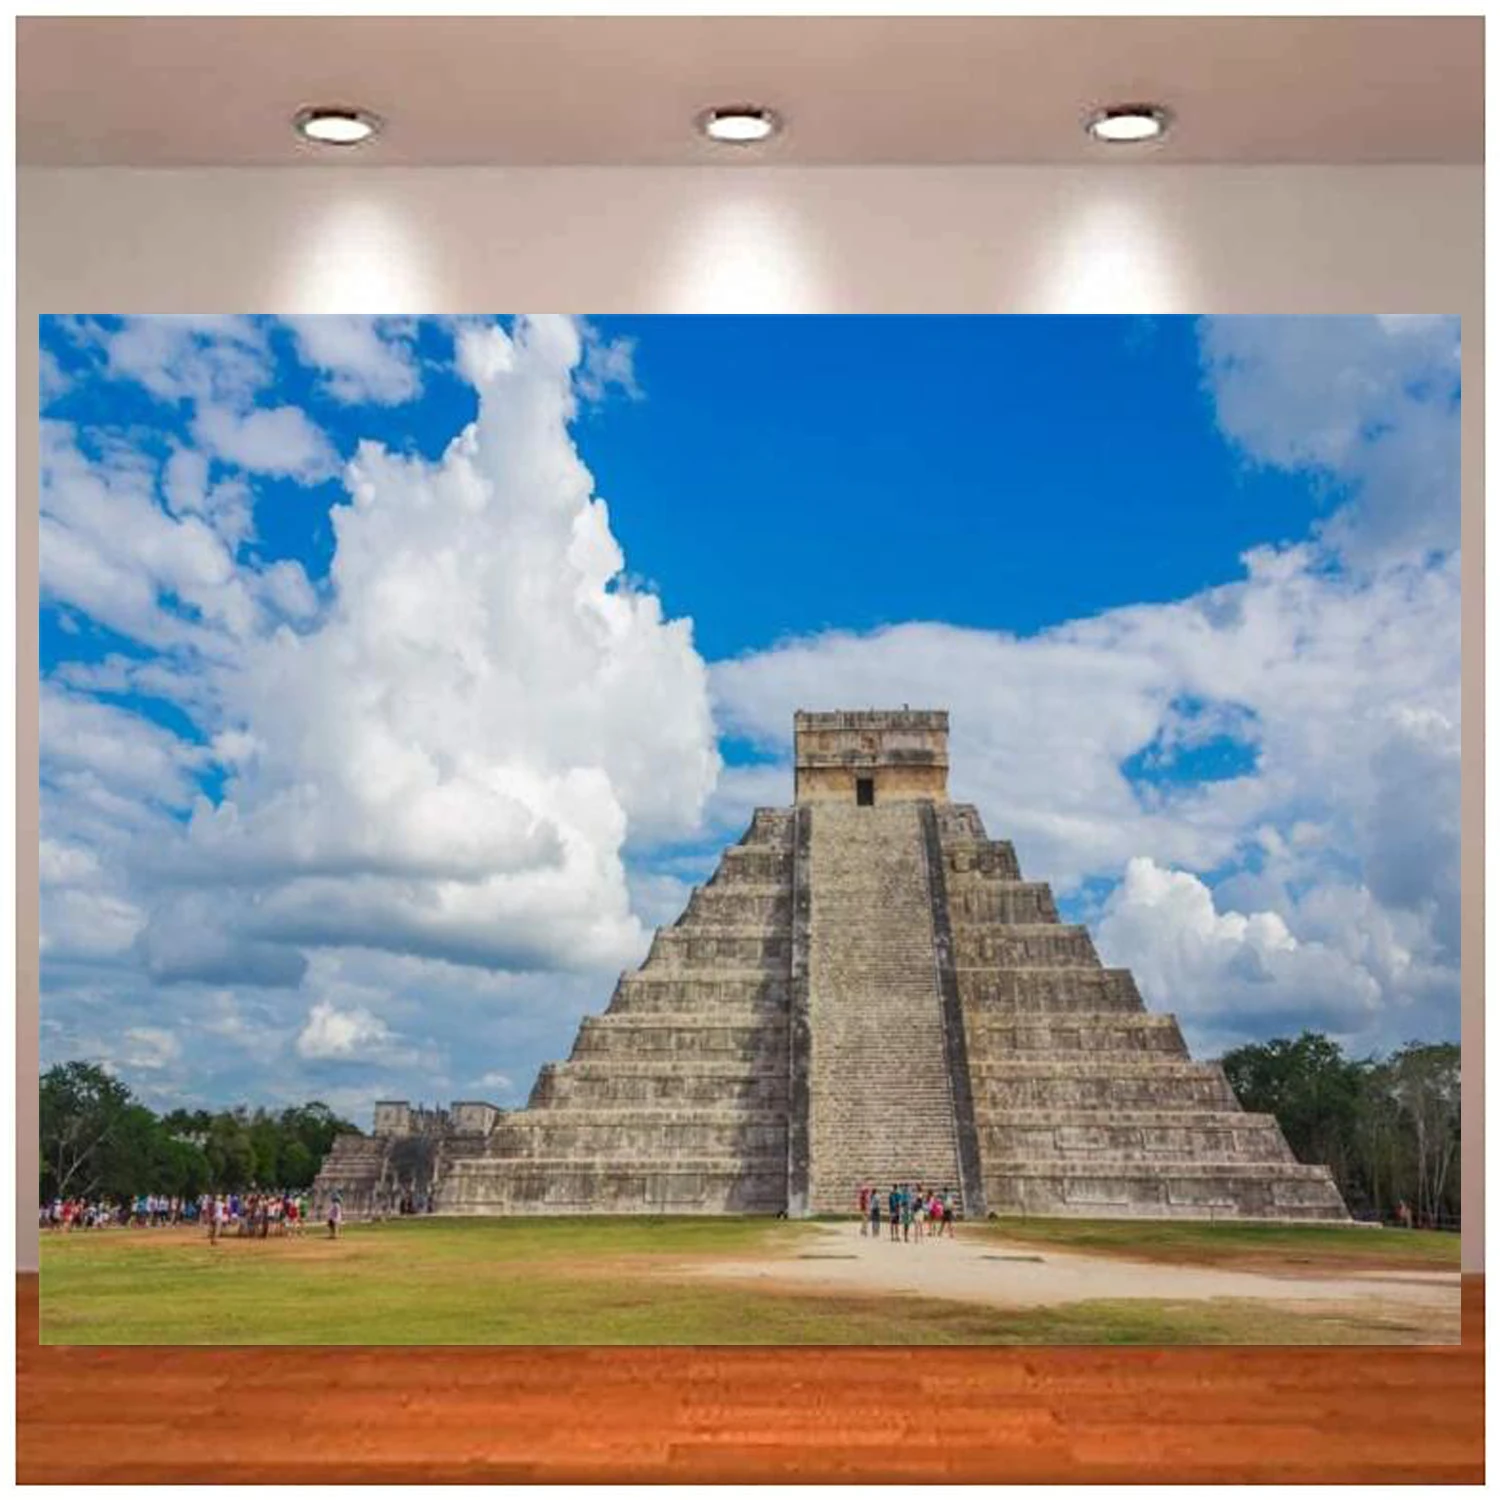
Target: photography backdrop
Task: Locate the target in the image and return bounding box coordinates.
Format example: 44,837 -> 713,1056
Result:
17,161 -> 1483,1273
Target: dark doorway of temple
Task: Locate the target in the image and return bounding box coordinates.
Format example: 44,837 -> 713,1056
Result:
856,777 -> 875,806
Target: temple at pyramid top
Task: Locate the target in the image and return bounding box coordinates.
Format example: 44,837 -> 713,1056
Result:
793,708 -> 950,805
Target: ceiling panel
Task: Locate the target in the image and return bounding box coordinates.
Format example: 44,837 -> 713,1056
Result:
17,16 -> 1484,167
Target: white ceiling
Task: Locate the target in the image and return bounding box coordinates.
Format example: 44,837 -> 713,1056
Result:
18,15 -> 1484,168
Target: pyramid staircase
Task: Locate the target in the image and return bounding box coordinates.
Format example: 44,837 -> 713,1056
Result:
804,802 -> 962,1212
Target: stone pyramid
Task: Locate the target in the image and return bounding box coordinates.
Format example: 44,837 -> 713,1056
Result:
314,710 -> 1348,1221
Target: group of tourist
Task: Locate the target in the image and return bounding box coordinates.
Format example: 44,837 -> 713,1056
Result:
201,1190 -> 314,1242
40,1197 -> 121,1230
41,1189 -> 320,1239
857,1183 -> 958,1241
42,1194 -> 205,1230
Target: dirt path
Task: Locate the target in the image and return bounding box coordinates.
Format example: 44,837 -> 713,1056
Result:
679,1220 -> 1460,1314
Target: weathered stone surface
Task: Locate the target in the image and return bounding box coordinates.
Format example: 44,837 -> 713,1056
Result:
314,709 -> 1347,1223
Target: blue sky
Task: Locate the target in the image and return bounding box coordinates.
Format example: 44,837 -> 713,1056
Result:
38,314 -> 1461,1121
574,316 -> 1332,656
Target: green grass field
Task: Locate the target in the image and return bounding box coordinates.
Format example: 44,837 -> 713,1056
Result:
972,1216 -> 1461,1270
39,1215 -> 1458,1346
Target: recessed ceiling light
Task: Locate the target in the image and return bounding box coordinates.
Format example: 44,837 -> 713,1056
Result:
293,106 -> 383,147
1085,104 -> 1172,145
698,105 -> 781,145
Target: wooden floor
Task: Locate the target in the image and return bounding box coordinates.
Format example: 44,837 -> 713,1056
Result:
17,1273 -> 1484,1483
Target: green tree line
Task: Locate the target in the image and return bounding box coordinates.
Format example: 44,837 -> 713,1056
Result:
1220,1033 -> 1460,1228
39,1061 -> 359,1203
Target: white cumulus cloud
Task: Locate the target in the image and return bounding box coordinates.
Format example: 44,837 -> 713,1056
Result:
89,315 -> 718,982
192,403 -> 338,483
1096,858 -> 1383,1054
296,1000 -> 393,1061
119,1026 -> 183,1071
1200,314 -> 1460,567
283,316 -> 422,406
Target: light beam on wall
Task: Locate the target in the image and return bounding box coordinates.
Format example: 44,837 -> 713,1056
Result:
272,192 -> 442,313
655,187 -> 832,314
1030,190 -> 1196,314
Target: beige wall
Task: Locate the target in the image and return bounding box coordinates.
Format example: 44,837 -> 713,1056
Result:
17,164 -> 1483,1272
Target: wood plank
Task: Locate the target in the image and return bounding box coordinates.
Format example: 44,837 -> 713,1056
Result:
17,1273 -> 1483,1483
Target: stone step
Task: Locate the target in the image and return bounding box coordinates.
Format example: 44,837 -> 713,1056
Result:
644,928 -> 791,971
939,842 -> 1021,880
952,924 -> 1100,967
448,1154 -> 786,1171
529,1060 -> 789,1110
482,1116 -> 787,1159
947,882 -> 1060,925
321,1136 -> 386,1157
584,1010 -> 790,1029
931,804 -> 989,842
588,1008 -> 789,1031
972,1058 -> 1232,1077
437,1159 -> 787,1214
958,967 -> 1144,1014
571,1016 -> 788,1063
809,1141 -> 958,1160
613,972 -> 789,998
806,1098 -> 957,1118
310,1134 -> 405,1221
981,1160 -> 1348,1220
741,808 -> 796,847
312,1171 -> 383,1191
486,1106 -> 788,1123
691,881 -> 790,899
537,1058 -> 789,1077
983,1158 -> 1342,1181
979,1107 -> 1281,1127
714,846 -> 794,883
979,1113 -> 1296,1164
607,992 -> 788,1021
679,887 -> 792,927
971,1060 -> 1240,1112
965,1014 -> 1189,1057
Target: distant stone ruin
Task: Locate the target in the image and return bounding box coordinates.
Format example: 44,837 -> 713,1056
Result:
313,710 -> 1348,1222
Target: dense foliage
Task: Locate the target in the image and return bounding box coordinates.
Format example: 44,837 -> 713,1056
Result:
39,1061 -> 357,1201
1220,1033 -> 1460,1228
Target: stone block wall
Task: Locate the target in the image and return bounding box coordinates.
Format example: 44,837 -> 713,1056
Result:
450,1102 -> 501,1136
371,1101 -> 412,1136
